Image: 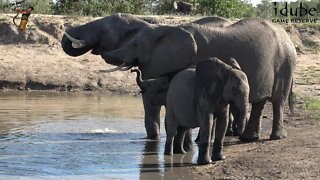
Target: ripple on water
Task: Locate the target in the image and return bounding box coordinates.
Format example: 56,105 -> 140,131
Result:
0,92 -> 269,179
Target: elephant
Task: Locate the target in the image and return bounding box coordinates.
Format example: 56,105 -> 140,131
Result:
163,57 -> 250,165
61,14 -> 233,140
102,18 -> 296,142
173,1 -> 194,14
191,16 -> 231,27
130,69 -> 170,106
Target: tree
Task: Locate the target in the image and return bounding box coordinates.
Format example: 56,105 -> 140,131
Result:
53,0 -> 150,16
256,0 -> 274,18
196,0 -> 255,18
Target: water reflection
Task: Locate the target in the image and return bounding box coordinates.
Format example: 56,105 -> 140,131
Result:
139,140 -> 198,180
0,91 -> 271,179
0,91 -> 198,179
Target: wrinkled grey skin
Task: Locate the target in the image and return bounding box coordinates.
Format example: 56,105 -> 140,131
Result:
191,16 -> 231,27
103,18 -> 297,142
61,14 -> 226,140
130,68 -> 195,152
164,58 -> 250,165
130,69 -> 169,106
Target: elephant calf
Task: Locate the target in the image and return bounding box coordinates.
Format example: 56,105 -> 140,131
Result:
164,57 -> 250,165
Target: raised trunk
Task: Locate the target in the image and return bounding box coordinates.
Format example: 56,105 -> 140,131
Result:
61,33 -> 92,57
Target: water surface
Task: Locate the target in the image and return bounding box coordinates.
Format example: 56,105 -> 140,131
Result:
0,91 -> 271,179
0,91 -> 201,179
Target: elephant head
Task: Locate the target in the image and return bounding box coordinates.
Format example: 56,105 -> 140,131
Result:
131,69 -> 170,105
101,25 -> 197,78
61,14 -> 150,66
196,57 -> 250,135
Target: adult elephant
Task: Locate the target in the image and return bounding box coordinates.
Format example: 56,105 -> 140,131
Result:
102,18 -> 297,141
61,13 -> 233,140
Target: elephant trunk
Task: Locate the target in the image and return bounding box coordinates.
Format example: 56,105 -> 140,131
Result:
231,102 -> 248,136
61,32 -> 92,57
64,33 -> 87,49
131,69 -> 144,90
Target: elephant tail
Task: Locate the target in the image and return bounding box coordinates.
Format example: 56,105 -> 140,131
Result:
288,77 -> 294,115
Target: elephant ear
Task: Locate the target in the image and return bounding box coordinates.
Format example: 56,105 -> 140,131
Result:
196,57 -> 231,88
144,26 -> 197,77
227,58 -> 241,70
196,58 -> 220,89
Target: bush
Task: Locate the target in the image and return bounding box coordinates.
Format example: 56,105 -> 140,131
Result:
53,0 -> 151,16
196,0 -> 255,18
0,0 -> 257,18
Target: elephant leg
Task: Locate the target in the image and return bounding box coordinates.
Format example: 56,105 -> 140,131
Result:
239,100 -> 267,141
173,126 -> 188,154
197,112 -> 213,165
164,112 -> 177,155
195,129 -> 214,143
270,67 -> 293,140
195,116 -> 215,143
226,107 -> 234,136
270,101 -> 287,140
211,107 -> 228,161
194,130 -> 200,143
142,94 -> 161,140
183,128 -> 193,152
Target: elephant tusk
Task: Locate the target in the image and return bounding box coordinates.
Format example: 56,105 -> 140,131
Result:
119,65 -> 133,71
64,32 -> 87,49
99,63 -> 127,73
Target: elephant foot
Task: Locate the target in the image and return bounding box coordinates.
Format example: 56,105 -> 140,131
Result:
239,130 -> 260,142
270,128 -> 287,140
197,143 -> 211,165
225,128 -> 233,136
173,140 -> 187,154
197,156 -> 212,165
173,145 -> 186,154
164,143 -> 173,155
211,153 -> 226,162
183,141 -> 193,152
232,128 -> 242,136
147,134 -> 160,140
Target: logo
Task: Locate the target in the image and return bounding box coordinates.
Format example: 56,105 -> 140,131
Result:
272,2 -> 318,23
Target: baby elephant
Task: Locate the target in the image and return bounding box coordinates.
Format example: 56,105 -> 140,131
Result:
164,57 -> 250,165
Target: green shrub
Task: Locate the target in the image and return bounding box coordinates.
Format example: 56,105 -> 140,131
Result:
196,0 -> 256,18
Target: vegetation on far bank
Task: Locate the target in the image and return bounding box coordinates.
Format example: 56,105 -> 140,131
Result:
0,0 -> 320,20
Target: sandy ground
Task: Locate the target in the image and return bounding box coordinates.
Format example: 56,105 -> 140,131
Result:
0,14 -> 319,178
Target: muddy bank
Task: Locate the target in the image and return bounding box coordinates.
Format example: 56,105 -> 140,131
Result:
0,44 -> 140,93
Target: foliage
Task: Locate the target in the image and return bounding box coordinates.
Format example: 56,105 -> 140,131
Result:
151,0 -> 194,15
196,0 -> 256,18
256,0 -> 273,18
1,0 -> 319,19
303,97 -> 320,111
53,0 -> 150,16
29,0 -> 54,14
0,0 -> 53,14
